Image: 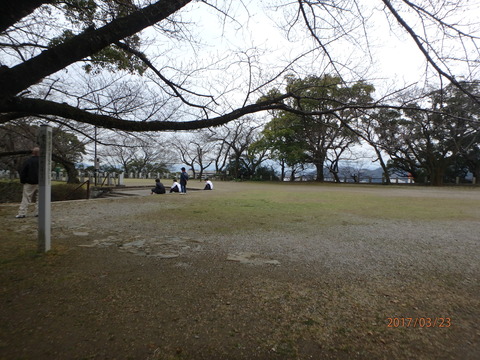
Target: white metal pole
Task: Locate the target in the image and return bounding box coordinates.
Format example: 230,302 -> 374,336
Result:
38,125 -> 52,253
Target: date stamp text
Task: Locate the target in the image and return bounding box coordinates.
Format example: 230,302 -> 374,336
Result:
387,317 -> 452,328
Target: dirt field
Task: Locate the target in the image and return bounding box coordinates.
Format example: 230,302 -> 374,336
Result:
0,182 -> 479,359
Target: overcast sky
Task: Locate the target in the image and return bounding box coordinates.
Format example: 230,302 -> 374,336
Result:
148,0 -> 479,103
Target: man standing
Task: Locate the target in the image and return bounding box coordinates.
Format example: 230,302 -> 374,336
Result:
16,147 -> 40,218
179,167 -> 188,194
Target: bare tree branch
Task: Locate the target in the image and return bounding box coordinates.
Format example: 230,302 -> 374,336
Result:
381,0 -> 480,105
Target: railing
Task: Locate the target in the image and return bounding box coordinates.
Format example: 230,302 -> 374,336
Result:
63,179 -> 91,200
2,169 -> 476,186
287,176 -> 477,185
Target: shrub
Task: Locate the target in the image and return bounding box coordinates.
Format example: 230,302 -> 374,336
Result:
0,181 -> 88,203
0,181 -> 23,203
51,183 -> 88,201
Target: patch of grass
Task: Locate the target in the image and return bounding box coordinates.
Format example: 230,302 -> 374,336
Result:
143,185 -> 479,235
340,193 -> 475,220
0,225 -> 38,268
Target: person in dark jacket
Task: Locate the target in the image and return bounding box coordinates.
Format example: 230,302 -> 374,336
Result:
16,147 -> 40,218
151,179 -> 166,194
179,167 -> 188,194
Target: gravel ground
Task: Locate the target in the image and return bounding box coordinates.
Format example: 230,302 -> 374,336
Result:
0,182 -> 479,359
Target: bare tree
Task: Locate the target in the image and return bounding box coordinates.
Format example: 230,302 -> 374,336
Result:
352,108 -> 397,184
212,117 -> 266,179
205,127 -> 234,175
101,136 -> 137,176
102,133 -> 174,176
188,132 -> 217,179
325,139 -> 359,183
169,132 -> 216,179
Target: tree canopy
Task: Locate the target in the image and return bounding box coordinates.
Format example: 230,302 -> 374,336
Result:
0,121 -> 86,182
1,0 -> 479,135
260,75 -> 375,181
380,81 -> 480,185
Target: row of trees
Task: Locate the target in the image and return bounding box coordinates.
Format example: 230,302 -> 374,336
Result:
142,76 -> 477,186
257,76 -> 480,185
93,117 -> 272,180
2,75 -> 478,186
1,1 -> 479,186
370,82 -> 480,185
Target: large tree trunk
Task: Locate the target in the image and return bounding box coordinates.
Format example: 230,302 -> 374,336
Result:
290,169 -> 296,182
315,162 -> 325,182
474,167 -> 480,184
430,167 -> 445,186
375,148 -> 391,184
64,163 -> 80,184
328,158 -> 341,183
331,171 -> 341,183
50,154 -> 79,184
